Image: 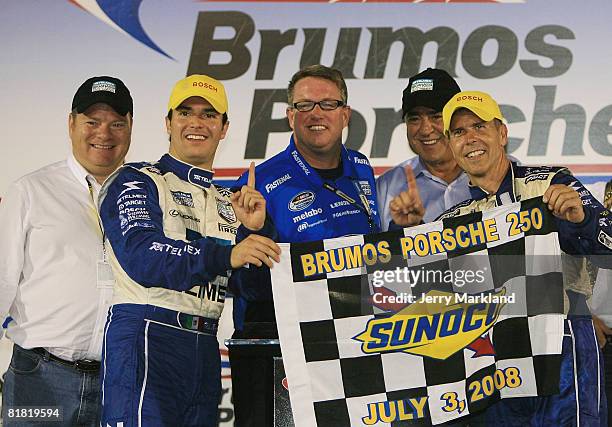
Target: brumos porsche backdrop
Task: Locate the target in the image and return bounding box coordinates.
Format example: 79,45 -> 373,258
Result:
1,1 -> 612,426
2,0 -> 612,197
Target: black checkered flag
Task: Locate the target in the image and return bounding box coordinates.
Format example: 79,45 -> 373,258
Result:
271,197 -> 564,426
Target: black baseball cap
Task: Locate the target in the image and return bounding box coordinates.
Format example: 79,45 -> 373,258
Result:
401,68 -> 460,117
72,76 -> 133,116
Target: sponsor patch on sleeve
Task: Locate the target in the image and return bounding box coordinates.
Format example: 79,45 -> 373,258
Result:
598,230 -> 612,250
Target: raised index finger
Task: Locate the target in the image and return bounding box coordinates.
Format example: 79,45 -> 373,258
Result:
404,165 -> 417,193
247,161 -> 256,188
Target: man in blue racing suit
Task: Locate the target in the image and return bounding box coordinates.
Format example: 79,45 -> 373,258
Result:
391,90 -> 611,426
98,74 -> 279,427
229,64 -> 381,427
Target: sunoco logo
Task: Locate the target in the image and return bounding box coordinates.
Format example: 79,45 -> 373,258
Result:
288,191 -> 315,211
265,173 -> 291,193
354,289 -> 506,360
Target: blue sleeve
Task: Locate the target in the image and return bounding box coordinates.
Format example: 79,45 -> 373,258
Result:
227,170 -> 278,301
367,169 -> 382,233
376,172 -> 391,232
388,220 -> 403,231
551,171 -> 612,267
229,216 -> 278,301
100,168 -> 233,291
232,171 -> 248,190
232,168 -> 277,242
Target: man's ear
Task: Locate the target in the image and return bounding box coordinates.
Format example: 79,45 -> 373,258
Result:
286,107 -> 296,131
165,116 -> 171,136
220,120 -> 229,140
68,113 -> 75,135
342,106 -> 351,129
499,122 -> 509,148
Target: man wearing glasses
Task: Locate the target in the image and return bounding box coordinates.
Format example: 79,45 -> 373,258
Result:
229,64 -> 381,426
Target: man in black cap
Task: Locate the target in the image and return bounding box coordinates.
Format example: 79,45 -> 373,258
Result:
0,76 -> 133,426
377,68 -> 470,230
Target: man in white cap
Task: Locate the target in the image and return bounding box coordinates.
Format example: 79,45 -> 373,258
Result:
98,74 -> 279,427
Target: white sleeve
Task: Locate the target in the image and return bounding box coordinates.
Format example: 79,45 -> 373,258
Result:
585,181 -> 606,204
0,181 -> 29,339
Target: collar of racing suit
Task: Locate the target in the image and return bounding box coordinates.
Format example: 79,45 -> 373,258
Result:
468,160 -> 518,204
159,154 -> 215,190
285,135 -> 360,188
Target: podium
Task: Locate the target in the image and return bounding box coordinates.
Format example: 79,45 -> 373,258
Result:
225,338 -> 295,427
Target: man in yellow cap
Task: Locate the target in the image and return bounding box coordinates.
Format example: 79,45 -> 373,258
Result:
393,90 -> 611,425
97,74 -> 280,427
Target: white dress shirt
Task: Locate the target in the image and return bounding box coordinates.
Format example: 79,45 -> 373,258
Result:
0,155 -> 114,361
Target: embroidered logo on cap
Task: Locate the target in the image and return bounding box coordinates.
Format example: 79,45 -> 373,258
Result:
410,78 -> 434,93
91,81 -> 117,93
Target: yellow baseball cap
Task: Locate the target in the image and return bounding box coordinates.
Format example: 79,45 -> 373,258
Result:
167,74 -> 228,114
443,90 -> 504,134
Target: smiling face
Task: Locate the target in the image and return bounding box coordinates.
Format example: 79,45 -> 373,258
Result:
405,106 -> 455,167
166,96 -> 229,169
286,76 -> 350,168
448,108 -> 508,180
69,103 -> 132,183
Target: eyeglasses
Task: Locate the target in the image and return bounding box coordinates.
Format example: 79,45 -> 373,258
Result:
292,100 -> 345,112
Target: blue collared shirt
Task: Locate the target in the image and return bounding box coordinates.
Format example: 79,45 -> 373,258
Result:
376,156 -> 471,231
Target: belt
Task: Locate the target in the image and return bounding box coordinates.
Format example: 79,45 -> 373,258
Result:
30,347 -> 100,373
140,305 -> 219,336
176,313 -> 219,335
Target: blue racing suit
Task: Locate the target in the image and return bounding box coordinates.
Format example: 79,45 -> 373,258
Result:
98,154 -> 237,427
437,162 -> 611,426
229,136 -> 381,427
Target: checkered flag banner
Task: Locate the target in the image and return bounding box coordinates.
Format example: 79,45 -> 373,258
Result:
271,197 -> 565,426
